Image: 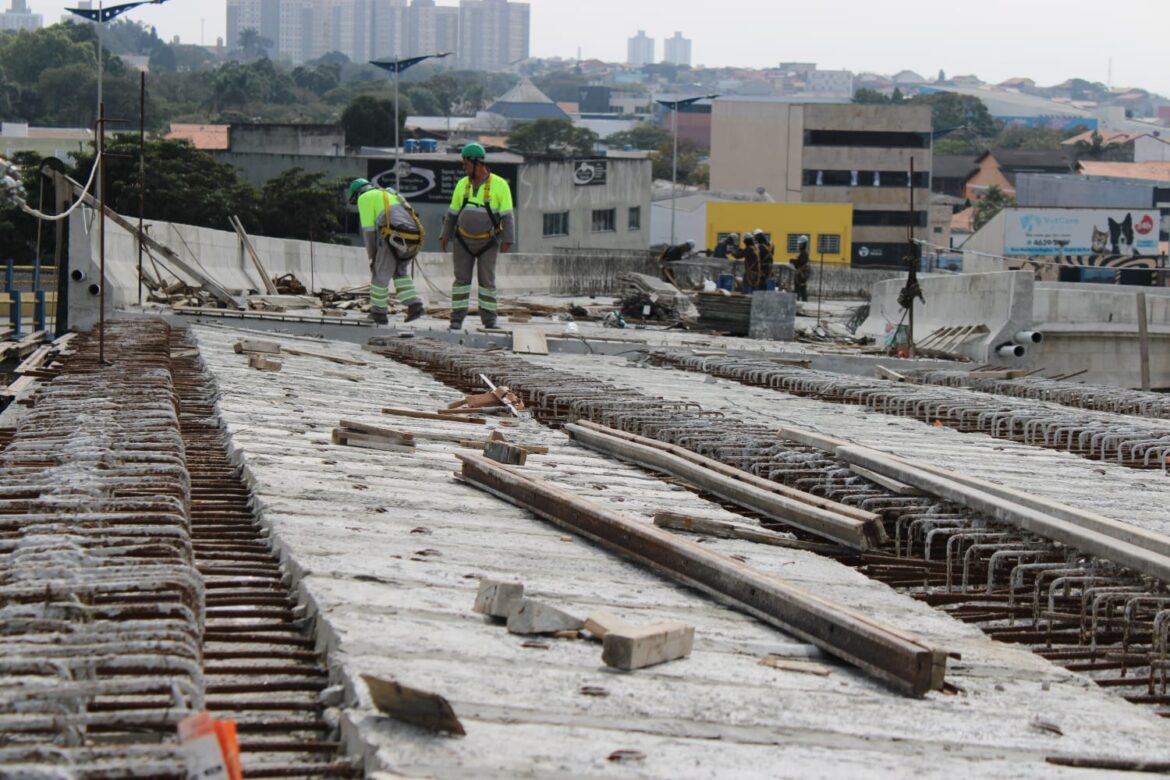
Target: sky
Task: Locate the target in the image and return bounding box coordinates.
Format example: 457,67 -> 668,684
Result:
22,0 -> 1170,97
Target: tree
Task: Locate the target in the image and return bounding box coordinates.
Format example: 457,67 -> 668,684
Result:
340,95 -> 405,149
256,168 -> 344,242
652,138 -> 708,186
973,185 -> 1014,231
237,28 -> 272,61
853,88 -> 890,104
605,123 -> 669,150
0,26 -> 95,86
995,124 -> 1068,151
507,119 -> 598,157
909,92 -> 996,137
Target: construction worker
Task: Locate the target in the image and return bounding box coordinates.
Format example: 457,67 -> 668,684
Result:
790,234 -> 811,302
349,177 -> 426,325
659,239 -> 697,264
741,233 -> 765,293
753,229 -> 774,289
712,232 -> 742,260
439,142 -> 514,330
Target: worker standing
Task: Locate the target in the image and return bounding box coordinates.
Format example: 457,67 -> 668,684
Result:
439,143 -> 515,330
753,229 -> 774,289
712,232 -> 742,260
349,178 -> 426,325
790,234 -> 811,302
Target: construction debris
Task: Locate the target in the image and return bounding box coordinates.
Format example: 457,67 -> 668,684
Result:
473,580 -> 525,619
602,621 -> 695,670
506,599 -> 585,635
332,420 -> 416,452
617,273 -> 699,323
247,354 -> 282,372
483,440 -> 528,466
361,675 -> 465,736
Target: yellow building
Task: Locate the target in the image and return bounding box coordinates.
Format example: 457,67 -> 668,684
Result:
706,202 -> 853,265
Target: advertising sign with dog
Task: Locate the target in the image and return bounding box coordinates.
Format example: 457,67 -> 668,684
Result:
1003,208 -> 1159,256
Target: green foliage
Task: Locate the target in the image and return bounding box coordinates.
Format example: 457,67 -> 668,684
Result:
852,88 -> 890,104
0,26 -> 94,86
652,138 -> 708,186
994,124 -> 1072,151
0,151 -> 49,262
237,28 -> 273,61
531,70 -> 590,103
604,123 -> 668,150
256,168 -> 344,241
973,185 -> 1014,231
340,95 -> 406,149
1071,129 -> 1133,162
291,63 -> 341,97
909,92 -> 997,137
209,59 -> 297,113
507,119 -> 598,157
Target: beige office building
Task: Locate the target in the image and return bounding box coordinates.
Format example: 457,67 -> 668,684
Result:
710,101 -> 932,266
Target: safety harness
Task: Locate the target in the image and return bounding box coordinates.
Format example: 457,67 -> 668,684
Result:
453,169 -> 503,258
380,190 -> 425,259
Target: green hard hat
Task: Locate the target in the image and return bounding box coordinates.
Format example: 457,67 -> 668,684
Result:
461,142 -> 486,160
347,178 -> 370,202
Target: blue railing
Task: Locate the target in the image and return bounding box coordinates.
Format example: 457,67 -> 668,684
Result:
3,258 -> 48,337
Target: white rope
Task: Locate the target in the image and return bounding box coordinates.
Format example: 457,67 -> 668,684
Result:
11,153 -> 104,222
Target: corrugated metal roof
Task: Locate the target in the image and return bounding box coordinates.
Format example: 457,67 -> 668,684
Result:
1077,161 -> 1170,181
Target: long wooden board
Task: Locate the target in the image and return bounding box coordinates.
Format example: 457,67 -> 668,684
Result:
456,454 -> 948,697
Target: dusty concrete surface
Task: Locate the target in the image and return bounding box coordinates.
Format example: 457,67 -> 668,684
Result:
191,323 -> 1169,779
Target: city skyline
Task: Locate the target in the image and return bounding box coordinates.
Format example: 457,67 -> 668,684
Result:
15,0 -> 1170,98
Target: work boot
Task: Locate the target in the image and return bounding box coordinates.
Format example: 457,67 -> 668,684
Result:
449,318 -> 464,331
369,309 -> 389,325
481,317 -> 498,330
404,302 -> 425,323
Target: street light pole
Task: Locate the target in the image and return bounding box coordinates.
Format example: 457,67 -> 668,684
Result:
370,52 -> 452,193
655,94 -> 718,248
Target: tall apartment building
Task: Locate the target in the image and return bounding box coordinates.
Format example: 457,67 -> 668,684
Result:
662,32 -> 691,67
627,30 -> 654,66
710,101 -> 932,267
457,0 -> 529,70
226,0 -> 523,67
1,0 -> 41,32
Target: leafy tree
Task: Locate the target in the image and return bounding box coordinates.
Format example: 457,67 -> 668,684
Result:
0,26 -> 94,86
291,63 -> 341,97
973,185 -> 1014,231
604,123 -> 668,150
853,88 -> 890,104
891,87 -> 906,104
340,95 -> 406,148
507,118 -> 598,157
256,168 -> 344,241
652,137 -> 708,186
208,58 -> 297,114
0,151 -> 49,262
909,92 -> 996,136
995,124 -> 1069,151
72,135 -> 259,232
238,28 -> 273,61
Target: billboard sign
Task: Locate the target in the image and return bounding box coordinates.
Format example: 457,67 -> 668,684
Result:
572,159 -> 607,186
1003,208 -> 1159,256
367,159 -> 519,205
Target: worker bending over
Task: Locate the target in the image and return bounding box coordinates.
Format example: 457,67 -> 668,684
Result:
349,177 -> 426,325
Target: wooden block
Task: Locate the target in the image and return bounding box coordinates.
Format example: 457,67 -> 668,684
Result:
506,599 -> 585,635
234,338 -> 281,355
483,440 -> 527,466
473,579 -> 525,618
582,610 -> 635,641
361,674 -> 465,735
338,419 -> 415,443
602,622 -> 694,670
248,354 -> 283,371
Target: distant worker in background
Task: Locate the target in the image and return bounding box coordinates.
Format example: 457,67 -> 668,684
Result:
659,239 -> 697,264
712,232 -> 743,260
740,233 -> 765,293
790,234 -> 811,302
753,228 -> 774,289
349,177 -> 426,325
439,142 -> 515,330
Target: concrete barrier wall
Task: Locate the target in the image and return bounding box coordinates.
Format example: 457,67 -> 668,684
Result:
67,209 -> 658,328
858,271 -> 1034,363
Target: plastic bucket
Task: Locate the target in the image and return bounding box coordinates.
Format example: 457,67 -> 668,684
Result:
716,273 -> 735,291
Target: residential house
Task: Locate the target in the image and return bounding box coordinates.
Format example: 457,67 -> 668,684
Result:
964,149 -> 1071,200
931,155 -> 979,198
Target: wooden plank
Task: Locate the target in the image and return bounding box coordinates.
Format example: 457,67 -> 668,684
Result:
247,354 -> 282,371
484,440 -> 527,465
846,464 -> 923,497
455,453 -> 948,697
332,428 -> 415,452
1137,292 -> 1150,391
281,346 -> 367,366
574,420 -> 877,525
511,327 -> 549,355
233,339 -> 282,355
778,425 -> 850,453
14,345 -> 53,376
0,375 -> 35,400
652,512 -> 844,554
758,655 -> 832,676
231,214 -> 279,295
382,407 -> 485,425
566,422 -> 883,550
875,365 -> 907,382
337,419 -> 414,443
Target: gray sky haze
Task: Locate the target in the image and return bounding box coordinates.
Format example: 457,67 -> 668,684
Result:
22,0 -> 1170,97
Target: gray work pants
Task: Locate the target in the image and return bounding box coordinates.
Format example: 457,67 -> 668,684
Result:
451,238 -> 498,324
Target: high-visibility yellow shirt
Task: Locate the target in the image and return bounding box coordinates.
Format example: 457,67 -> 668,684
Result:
357,188 -> 403,232
447,173 -> 513,217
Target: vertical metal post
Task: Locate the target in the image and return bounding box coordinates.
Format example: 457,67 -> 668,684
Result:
98,102 -> 106,364
670,107 -> 678,247
50,166 -> 70,337
1137,292 -> 1150,391
907,157 -> 916,359
138,71 -> 145,305
393,66 -> 401,193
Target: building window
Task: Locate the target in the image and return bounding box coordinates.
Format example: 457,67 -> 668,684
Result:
803,129 -> 929,149
786,234 -> 809,253
591,208 -> 616,232
542,211 -> 569,237
628,206 -> 641,230
853,210 -> 928,227
817,234 -> 841,254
